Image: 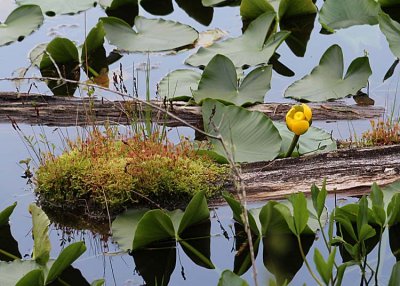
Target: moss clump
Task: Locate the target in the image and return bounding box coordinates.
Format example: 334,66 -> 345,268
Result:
34,129 -> 229,214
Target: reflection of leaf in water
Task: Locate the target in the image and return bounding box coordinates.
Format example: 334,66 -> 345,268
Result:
140,0 -> 173,16
390,223 -> 400,261
233,223 -> 260,275
105,0 -> 138,27
132,240 -> 176,286
176,0 -> 214,26
0,224 -> 21,262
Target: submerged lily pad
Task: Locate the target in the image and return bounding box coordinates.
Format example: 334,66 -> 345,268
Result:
193,54 -> 272,106
202,99 -> 282,163
16,0 -> 96,16
185,12 -> 290,68
319,0 -> 380,32
379,12 -> 400,59
0,5 -> 44,47
284,44 -> 372,102
100,16 -> 198,52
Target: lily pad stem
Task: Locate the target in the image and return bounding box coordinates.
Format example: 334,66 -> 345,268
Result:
285,134 -> 300,158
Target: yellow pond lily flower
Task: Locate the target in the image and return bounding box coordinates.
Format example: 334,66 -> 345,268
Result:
286,103 -> 312,135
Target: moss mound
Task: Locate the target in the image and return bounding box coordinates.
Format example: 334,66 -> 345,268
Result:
34,130 -> 229,214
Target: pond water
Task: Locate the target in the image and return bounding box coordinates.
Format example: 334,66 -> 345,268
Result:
1,0 -> 400,285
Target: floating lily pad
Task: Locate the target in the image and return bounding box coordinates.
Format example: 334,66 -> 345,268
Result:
100,16 -> 199,52
193,54 -> 272,106
379,12 -> 400,59
0,5 -> 44,47
319,0 -> 380,32
40,37 -> 80,96
158,69 -> 201,101
185,12 -> 290,68
202,99 -> 282,163
284,45 -> 372,102
273,122 -> 337,156
16,0 -> 96,16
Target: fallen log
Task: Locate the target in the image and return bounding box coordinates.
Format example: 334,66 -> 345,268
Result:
0,92 -> 384,127
232,144 -> 400,201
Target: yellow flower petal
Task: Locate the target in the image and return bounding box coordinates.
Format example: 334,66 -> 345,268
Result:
301,103 -> 312,122
294,111 -> 305,121
292,120 -> 310,136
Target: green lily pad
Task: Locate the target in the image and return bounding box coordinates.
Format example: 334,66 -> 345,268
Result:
0,5 -> 44,46
274,122 -> 337,156
202,0 -> 237,7
185,12 -> 290,68
379,12 -> 400,59
40,37 -> 80,96
100,16 -> 198,52
158,69 -> 201,101
0,260 -> 46,286
284,44 -> 372,102
16,0 -> 96,16
319,0 -> 380,32
29,204 -> 51,266
193,54 -> 272,106
202,99 -> 282,163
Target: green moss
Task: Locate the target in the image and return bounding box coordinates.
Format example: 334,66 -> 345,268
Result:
34,133 -> 229,214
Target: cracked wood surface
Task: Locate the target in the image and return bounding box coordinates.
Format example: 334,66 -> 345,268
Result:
234,144 -> 400,201
0,92 -> 384,126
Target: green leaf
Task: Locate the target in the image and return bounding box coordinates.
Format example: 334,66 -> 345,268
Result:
319,0 -> 380,32
157,69 -> 201,101
284,44 -> 372,102
132,210 -> 175,250
358,224 -> 376,241
278,0 -> 317,21
0,5 -> 44,46
274,203 -> 297,235
193,54 -> 272,106
370,183 -> 386,226
240,0 -> 275,21
0,202 -> 17,226
111,209 -> 148,251
389,261 -> 400,286
357,196 -> 369,236
16,0 -> 96,16
15,269 -> 44,286
217,269 -> 249,286
100,16 -> 198,52
388,194 -> 400,226
178,191 -> 210,234
274,122 -> 337,156
223,192 -> 260,235
185,12 -> 290,68
40,37 -> 80,96
311,183 -> 327,220
313,248 -> 330,284
202,0 -> 235,7
0,260 -> 43,286
378,0 -> 400,7
335,262 -> 354,286
379,12 -> 400,59
202,99 -> 282,163
289,192 -> 309,235
29,204 -> 51,266
91,279 -> 105,286
45,242 -> 86,284
260,201 -> 292,235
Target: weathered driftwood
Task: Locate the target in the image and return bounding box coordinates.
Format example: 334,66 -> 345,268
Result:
0,92 -> 384,126
231,144 -> 400,201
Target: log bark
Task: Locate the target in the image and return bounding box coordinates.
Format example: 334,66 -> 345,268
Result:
0,92 -> 384,127
231,144 -> 400,201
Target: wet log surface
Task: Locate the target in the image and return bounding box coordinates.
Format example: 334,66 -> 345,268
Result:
0,92 -> 385,127
232,144 -> 400,201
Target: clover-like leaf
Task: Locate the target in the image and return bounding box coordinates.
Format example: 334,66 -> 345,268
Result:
284,44 -> 371,102
186,12 -> 290,67
101,16 -> 198,52
0,5 -> 44,47
193,54 -> 272,106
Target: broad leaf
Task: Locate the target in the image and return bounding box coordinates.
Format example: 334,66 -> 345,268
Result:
16,0 -> 96,16
284,44 -> 372,102
319,0 -> 380,32
15,269 -> 44,286
379,0 -> 400,7
0,5 -> 44,46
202,0 -> 235,7
178,191 -> 210,234
45,242 -> 86,284
0,260 -> 44,286
202,99 -> 282,163
289,192 -> 309,235
218,269 -> 249,286
158,69 -> 201,101
240,0 -> 274,21
389,262 -> 400,286
111,209 -> 148,251
0,202 -> 17,226
274,122 -> 337,156
40,37 -> 80,96
101,16 -> 198,52
260,201 -> 293,235
193,54 -> 272,106
379,12 -> 400,59
132,210 -> 175,250
185,12 -> 290,68
29,204 -> 51,266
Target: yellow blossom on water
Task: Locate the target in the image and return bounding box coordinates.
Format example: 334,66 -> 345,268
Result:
285,103 -> 312,135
